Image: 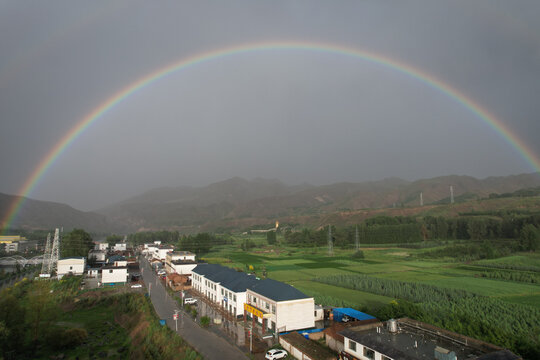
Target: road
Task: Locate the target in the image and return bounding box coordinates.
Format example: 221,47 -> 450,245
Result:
140,257 -> 249,360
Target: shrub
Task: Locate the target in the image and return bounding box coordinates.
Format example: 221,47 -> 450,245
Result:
200,316 -> 210,327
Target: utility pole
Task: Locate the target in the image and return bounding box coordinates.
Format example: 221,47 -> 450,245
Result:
328,225 -> 333,257
49,228 -> 60,274
40,233 -> 51,275
355,225 -> 359,252
174,310 -> 179,331
420,192 -> 423,207
450,186 -> 454,204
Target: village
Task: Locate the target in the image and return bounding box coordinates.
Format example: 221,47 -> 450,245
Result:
49,238 -> 523,360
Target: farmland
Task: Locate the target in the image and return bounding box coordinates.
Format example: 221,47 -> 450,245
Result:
203,234 -> 540,357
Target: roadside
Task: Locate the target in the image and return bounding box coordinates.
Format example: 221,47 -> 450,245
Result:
140,256 -> 250,360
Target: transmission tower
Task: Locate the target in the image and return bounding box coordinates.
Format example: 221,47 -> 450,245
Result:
49,228 -> 60,274
40,232 -> 51,274
328,225 -> 333,257
450,186 -> 454,204
355,225 -> 359,252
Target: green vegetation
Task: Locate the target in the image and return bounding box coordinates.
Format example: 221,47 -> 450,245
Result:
0,276 -> 201,359
61,228 -> 94,258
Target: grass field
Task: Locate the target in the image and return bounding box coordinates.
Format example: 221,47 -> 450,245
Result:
205,238 -> 540,310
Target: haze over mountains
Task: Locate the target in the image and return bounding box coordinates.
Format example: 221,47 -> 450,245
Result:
2,173 -> 540,234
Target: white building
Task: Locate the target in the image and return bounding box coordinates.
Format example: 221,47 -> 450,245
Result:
57,257 -> 86,278
165,251 -> 197,275
153,245 -> 175,261
192,264 -> 259,318
94,243 -> 108,251
88,249 -> 106,262
101,265 -> 128,285
113,243 -> 127,252
246,279 -> 315,333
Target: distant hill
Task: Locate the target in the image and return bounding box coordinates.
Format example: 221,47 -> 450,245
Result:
96,173 -> 540,232
0,193 -> 126,234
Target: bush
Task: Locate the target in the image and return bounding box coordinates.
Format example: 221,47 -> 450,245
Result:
200,316 -> 210,327
351,250 -> 365,259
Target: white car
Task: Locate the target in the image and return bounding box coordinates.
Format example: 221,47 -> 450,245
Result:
265,349 -> 288,360
184,297 -> 197,305
130,284 -> 142,288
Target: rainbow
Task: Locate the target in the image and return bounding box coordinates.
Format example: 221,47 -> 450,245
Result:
2,41 -> 539,232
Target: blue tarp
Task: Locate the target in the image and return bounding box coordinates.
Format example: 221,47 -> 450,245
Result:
333,308 -> 376,322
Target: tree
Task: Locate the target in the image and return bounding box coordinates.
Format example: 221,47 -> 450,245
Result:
520,224 -> 540,252
106,234 -> 123,246
61,229 -> 93,258
266,231 -> 277,245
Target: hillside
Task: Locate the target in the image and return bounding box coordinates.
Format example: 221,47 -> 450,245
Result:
96,173 -> 540,232
0,193 -> 126,234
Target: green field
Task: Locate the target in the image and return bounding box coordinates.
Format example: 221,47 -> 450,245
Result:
205,239 -> 540,310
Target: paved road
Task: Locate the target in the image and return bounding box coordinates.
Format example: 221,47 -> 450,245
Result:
140,257 -> 249,360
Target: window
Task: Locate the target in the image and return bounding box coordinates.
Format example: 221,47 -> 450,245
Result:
221,289 -> 224,295
381,356 -> 392,360
272,305 -> 276,314
233,295 -> 236,302
109,270 -> 113,273
349,340 -> 357,352
69,266 -> 73,270
363,347 -> 375,360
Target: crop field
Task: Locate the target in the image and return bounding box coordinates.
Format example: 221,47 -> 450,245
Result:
205,238 -> 540,310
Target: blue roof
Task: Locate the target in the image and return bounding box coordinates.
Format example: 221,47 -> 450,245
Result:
333,308 -> 376,321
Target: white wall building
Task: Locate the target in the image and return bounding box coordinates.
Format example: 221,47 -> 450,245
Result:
165,251 -> 197,275
101,265 -> 128,285
246,279 -> 315,333
57,257 -> 86,278
94,243 -> 108,251
88,249 -> 106,262
113,243 -> 127,252
153,246 -> 175,261
192,264 -> 259,318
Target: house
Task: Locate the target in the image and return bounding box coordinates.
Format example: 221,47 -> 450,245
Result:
246,278 -> 315,333
101,263 -> 128,285
167,273 -> 191,291
153,245 -> 175,261
192,263 -> 259,318
94,242 -> 108,251
142,241 -> 161,256
165,251 -> 197,275
339,318 -> 521,360
280,332 -> 336,360
57,257 -> 86,278
88,249 -> 106,262
113,243 -> 127,252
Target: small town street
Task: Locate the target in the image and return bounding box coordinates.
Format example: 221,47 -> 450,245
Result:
140,257 -> 250,360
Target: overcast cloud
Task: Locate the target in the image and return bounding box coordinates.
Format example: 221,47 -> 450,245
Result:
1,0 -> 539,211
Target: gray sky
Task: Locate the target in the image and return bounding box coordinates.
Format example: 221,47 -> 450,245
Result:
1,0 -> 539,211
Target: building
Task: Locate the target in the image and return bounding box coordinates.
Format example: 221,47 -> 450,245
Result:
101,260 -> 128,285
165,251 -> 197,275
246,278 -> 315,333
94,242 -> 108,251
88,249 -> 106,262
339,318 -> 521,360
57,257 -> 86,278
113,243 -> 127,252
192,264 -> 259,318
153,245 -> 175,261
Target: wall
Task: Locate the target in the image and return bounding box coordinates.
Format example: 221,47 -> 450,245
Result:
102,268 -> 128,284
277,298 -> 315,332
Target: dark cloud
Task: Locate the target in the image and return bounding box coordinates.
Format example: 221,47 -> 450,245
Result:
1,1 -> 539,210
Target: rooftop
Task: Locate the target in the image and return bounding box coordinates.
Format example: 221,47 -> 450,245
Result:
193,264 -> 259,292
249,278 -> 310,302
340,318 -> 518,360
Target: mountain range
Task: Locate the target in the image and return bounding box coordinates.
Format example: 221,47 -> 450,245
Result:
2,173 -> 540,234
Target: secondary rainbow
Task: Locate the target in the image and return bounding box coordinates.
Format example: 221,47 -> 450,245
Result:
2,41 -> 539,231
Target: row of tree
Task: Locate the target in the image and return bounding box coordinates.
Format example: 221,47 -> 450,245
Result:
280,215 -> 540,250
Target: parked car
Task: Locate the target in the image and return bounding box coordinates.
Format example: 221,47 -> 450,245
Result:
130,283 -> 142,288
184,298 -> 197,305
265,349 -> 288,360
